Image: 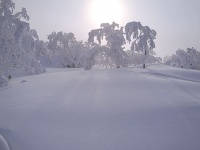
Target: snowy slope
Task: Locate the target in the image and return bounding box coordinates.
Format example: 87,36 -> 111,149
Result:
0,64 -> 200,150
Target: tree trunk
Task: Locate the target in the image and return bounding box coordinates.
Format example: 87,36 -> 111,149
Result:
143,64 -> 145,69
143,50 -> 147,69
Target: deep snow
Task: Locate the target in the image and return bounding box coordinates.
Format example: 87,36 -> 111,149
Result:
0,64 -> 200,150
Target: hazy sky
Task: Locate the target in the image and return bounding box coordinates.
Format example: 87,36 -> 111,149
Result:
15,0 -> 200,58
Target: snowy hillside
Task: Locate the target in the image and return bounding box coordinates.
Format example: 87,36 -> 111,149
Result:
0,64 -> 200,150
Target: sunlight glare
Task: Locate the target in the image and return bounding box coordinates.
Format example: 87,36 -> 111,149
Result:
89,0 -> 124,25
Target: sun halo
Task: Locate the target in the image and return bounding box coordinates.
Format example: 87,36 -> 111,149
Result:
89,0 -> 124,25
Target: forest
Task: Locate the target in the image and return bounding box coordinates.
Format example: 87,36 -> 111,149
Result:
0,0 -> 199,85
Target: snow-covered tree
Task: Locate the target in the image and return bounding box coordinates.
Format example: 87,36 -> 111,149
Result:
125,21 -> 157,68
0,0 -> 17,77
127,50 -> 161,66
18,28 -> 46,74
34,40 -> 50,65
88,22 -> 128,68
70,40 -> 88,68
163,55 -> 172,64
87,21 -> 157,69
83,44 -> 100,70
47,31 -> 86,68
165,47 -> 200,70
0,0 -> 45,81
0,0 -> 15,17
83,43 -> 116,70
47,31 -> 75,67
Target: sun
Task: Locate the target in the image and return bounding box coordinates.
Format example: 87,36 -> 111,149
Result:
89,0 -> 124,25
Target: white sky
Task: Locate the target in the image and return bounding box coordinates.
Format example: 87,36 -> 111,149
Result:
15,0 -> 200,58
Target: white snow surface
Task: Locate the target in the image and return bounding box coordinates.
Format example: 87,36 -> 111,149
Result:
0,134 -> 9,150
0,64 -> 200,150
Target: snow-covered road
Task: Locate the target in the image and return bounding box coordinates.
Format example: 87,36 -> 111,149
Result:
1,64 -> 200,150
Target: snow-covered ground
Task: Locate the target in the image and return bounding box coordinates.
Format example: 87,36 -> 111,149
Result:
0,64 -> 200,150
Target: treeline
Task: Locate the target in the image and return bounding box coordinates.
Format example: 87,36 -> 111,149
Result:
164,47 -> 200,70
0,0 -> 161,84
